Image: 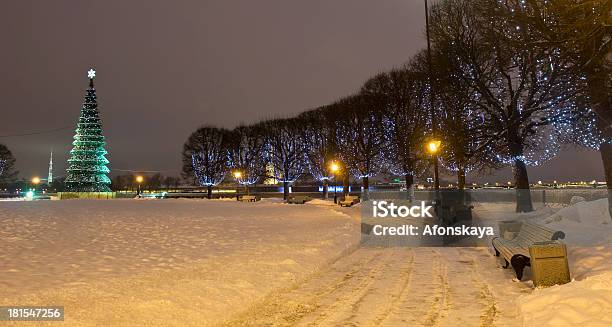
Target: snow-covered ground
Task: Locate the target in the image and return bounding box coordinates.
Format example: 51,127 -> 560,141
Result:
471,199 -> 612,326
0,199 -> 358,326
0,197 -> 610,326
518,199 -> 612,326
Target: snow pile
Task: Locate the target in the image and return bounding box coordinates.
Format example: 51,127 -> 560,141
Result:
544,197 -> 610,225
307,198 -> 339,207
519,198 -> 612,326
538,198 -> 612,278
519,272 -> 612,327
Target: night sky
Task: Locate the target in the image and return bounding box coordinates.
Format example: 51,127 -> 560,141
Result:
0,0 -> 604,183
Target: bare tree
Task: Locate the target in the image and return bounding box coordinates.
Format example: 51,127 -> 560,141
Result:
430,0 -> 587,211
182,126 -> 231,199
297,108 -> 337,198
430,47 -> 502,188
227,125 -> 266,194
163,176 -> 174,191
500,0 -> 611,217
361,67 -> 430,196
261,118 -> 307,200
335,94 -> 386,200
111,175 -> 127,191
0,144 -> 17,184
147,173 -> 163,191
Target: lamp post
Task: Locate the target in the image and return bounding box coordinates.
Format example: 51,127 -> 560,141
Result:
424,0 -> 440,192
330,162 -> 340,204
30,177 -> 40,198
233,171 -> 242,200
426,140 -> 441,190
136,175 -> 144,197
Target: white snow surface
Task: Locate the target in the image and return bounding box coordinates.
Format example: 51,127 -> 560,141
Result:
0,197 -> 610,326
473,199 -> 612,326
518,198 -> 612,327
519,272 -> 612,327
0,199 -> 358,326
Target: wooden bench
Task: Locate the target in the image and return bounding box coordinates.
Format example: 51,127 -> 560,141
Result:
492,221 -> 565,280
287,195 -> 311,204
238,195 -> 260,202
339,195 -> 359,207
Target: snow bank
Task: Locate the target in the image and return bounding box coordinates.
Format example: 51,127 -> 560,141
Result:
537,198 -> 612,278
519,198 -> 612,326
544,197 -> 610,225
519,272 -> 612,327
307,198 -> 339,207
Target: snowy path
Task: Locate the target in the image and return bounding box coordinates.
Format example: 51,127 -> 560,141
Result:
225,247 -> 528,326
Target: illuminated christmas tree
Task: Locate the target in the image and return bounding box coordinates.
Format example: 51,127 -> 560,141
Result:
65,69 -> 111,192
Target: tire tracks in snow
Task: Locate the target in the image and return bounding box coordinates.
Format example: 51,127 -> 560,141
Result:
302,247 -> 414,326
378,248 -> 450,326
223,247 -> 413,326
225,247 -> 512,327
435,248 -> 499,327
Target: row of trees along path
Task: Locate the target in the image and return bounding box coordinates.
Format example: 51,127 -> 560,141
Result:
182,0 -> 610,215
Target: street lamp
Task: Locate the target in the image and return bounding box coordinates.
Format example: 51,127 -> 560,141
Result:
427,140 -> 441,154
330,161 -> 340,204
233,171 -> 242,199
136,175 -> 144,196
426,139 -> 441,190
29,176 -> 41,197
424,0 -> 440,194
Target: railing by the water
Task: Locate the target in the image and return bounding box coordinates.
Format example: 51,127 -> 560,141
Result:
369,188 -> 608,206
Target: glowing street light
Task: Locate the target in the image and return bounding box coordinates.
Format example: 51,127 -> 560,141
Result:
426,140 -> 441,155
329,161 -> 341,204
425,140 -> 441,191
136,175 -> 144,196
233,171 -> 243,199
29,176 -> 41,197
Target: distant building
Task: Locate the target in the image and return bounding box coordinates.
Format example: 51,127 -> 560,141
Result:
264,163 -> 278,185
47,150 -> 53,184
